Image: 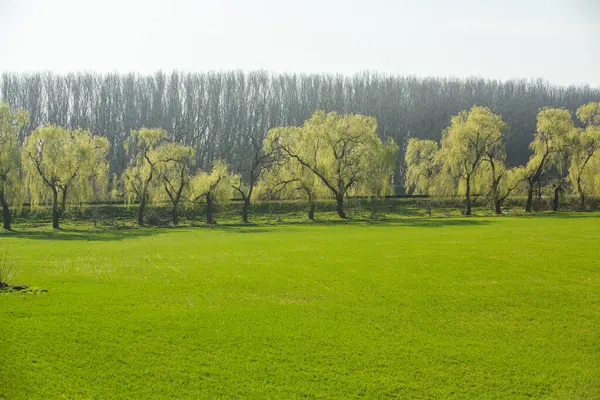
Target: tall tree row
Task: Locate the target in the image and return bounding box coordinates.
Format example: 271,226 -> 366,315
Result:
406,102 -> 600,214
3,72 -> 599,191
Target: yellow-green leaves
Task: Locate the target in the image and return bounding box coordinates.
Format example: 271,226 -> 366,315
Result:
122,128 -> 167,205
263,111 -> 398,218
404,138 -> 439,195
189,159 -> 233,204
0,101 -> 28,193
568,102 -> 600,204
22,125 -> 109,208
576,102 -> 600,126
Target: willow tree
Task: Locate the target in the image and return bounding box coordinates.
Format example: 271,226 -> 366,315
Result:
122,128 -> 166,226
258,130 -> 328,220
266,111 -> 398,219
22,126 -> 109,229
476,159 -> 526,214
153,142 -> 195,225
0,102 -> 28,230
438,106 -> 506,215
404,138 -> 440,195
568,102 -> 600,209
523,108 -> 572,212
231,136 -> 275,224
188,160 -> 233,224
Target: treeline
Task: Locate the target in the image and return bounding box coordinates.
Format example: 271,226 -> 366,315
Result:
2,71 -> 600,188
0,103 -> 397,229
405,103 -> 600,215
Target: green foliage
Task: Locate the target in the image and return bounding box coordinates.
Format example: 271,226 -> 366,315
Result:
121,128 -> 167,206
151,142 -> 195,204
404,138 -> 440,195
568,102 -> 600,203
188,159 -> 234,206
576,101 -> 600,126
259,127 -> 328,202
0,102 -> 28,210
264,111 -> 398,217
22,125 -> 110,209
438,106 -> 506,197
525,108 -> 573,181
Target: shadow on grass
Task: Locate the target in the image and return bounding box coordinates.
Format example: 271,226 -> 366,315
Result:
11,212 -> 592,240
502,211 -> 600,220
0,227 -> 164,241
318,217 -> 494,228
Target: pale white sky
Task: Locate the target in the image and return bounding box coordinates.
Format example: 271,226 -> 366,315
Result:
0,0 -> 598,86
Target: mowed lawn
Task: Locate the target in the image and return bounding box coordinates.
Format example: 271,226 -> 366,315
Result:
2,214 -> 600,399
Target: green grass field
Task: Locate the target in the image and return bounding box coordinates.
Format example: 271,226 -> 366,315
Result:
2,214 -> 600,399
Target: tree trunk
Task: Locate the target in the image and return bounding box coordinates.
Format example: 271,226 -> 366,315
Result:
490,179 -> 500,215
206,195 -> 214,224
241,197 -> 250,223
464,176 -> 472,215
308,201 -> 315,220
171,203 -> 178,225
138,198 -> 146,226
577,179 -> 585,210
52,187 -> 60,229
525,180 -> 534,212
552,185 -> 561,212
335,193 -> 347,219
494,199 -> 502,215
0,189 -> 11,230
60,187 -> 68,218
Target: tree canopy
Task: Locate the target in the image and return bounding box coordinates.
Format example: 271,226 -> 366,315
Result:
22,125 -> 109,228
569,102 -> 600,207
264,111 -> 398,219
0,101 -> 28,229
437,106 -> 506,214
188,159 -> 233,224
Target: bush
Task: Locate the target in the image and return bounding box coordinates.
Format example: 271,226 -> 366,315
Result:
144,209 -> 163,226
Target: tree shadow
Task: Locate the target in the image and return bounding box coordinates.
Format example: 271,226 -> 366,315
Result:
258,216 -> 495,229
503,211 -> 600,220
0,227 -> 163,242
352,217 -> 493,228
188,223 -> 275,234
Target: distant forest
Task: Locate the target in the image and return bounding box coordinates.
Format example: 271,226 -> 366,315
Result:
2,71 -> 599,191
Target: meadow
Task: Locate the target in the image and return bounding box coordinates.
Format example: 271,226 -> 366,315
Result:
2,212 -> 600,398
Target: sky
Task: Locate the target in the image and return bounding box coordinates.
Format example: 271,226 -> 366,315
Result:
0,0 -> 598,87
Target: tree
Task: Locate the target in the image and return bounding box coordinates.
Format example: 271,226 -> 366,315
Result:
568,102 -> 600,209
266,111 -> 398,219
122,128 -> 166,226
188,160 -> 233,224
258,137 -> 327,220
523,108 -> 573,212
153,142 -> 195,225
22,126 -> 109,229
404,138 -> 440,195
0,101 -> 28,230
231,136 -> 275,224
438,106 -> 506,215
477,160 -> 526,214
